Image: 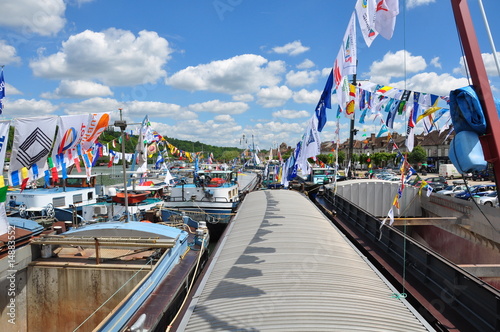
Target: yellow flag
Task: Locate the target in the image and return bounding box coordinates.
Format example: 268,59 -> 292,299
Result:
21,167 -> 29,180
416,106 -> 441,123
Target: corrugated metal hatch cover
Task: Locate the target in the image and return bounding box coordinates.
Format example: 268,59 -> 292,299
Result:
179,190 -> 433,331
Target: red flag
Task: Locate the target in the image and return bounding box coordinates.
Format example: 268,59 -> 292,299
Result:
20,177 -> 30,193
74,157 -> 82,173
51,167 -> 59,182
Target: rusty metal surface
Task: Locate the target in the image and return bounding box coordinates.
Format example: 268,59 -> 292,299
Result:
317,194 -> 500,331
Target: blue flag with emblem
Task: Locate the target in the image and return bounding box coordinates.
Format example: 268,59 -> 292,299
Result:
315,69 -> 333,132
0,69 -> 5,114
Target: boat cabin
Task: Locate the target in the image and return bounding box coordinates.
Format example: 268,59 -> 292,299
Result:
51,174 -> 97,188
311,168 -> 335,184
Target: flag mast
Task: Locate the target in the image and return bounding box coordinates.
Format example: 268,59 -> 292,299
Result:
348,71 -> 357,178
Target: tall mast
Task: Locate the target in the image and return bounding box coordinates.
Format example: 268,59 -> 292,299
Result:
451,0 -> 500,185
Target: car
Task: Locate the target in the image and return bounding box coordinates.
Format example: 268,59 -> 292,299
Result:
424,176 -> 448,184
436,184 -> 468,196
387,176 -> 401,182
454,184 -> 497,200
412,176 -> 447,191
471,170 -> 494,182
478,191 -> 498,207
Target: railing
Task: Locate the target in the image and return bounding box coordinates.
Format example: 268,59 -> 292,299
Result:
325,192 -> 500,332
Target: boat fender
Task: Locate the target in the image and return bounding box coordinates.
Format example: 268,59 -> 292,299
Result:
108,187 -> 117,196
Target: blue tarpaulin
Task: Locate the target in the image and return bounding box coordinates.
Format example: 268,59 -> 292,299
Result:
449,85 -> 487,135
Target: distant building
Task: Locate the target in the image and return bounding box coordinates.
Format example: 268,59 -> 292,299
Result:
325,128 -> 455,168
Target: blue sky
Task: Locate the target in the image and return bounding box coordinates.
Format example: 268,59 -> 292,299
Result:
1,0 -> 499,151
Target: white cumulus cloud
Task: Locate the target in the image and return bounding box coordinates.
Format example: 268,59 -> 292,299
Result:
293,89 -> 321,104
368,50 -> 427,84
232,94 -> 254,102
297,59 -> 315,69
407,0 -> 436,10
272,40 -> 310,56
272,110 -> 310,119
188,100 -> 249,114
453,53 -> 500,78
0,40 -> 21,65
0,0 -> 66,36
153,119 -> 243,146
256,86 -> 293,108
41,80 -> 113,99
5,98 -> 59,117
285,70 -> 320,87
30,29 -> 172,86
391,72 -> 469,96
166,54 -> 285,94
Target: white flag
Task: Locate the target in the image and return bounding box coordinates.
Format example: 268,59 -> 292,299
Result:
0,203 -> 8,236
426,185 -> 434,197
296,116 -> 321,175
356,0 -> 378,47
341,12 -> 357,76
374,0 -> 399,40
9,116 -> 58,185
388,206 -> 395,226
0,120 -> 10,171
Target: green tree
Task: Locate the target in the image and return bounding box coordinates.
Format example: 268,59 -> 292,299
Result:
358,153 -> 369,168
408,145 -> 427,165
337,150 -> 346,165
221,150 -> 240,162
316,153 -> 334,165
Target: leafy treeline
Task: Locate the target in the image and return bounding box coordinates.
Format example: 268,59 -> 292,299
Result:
99,130 -> 243,161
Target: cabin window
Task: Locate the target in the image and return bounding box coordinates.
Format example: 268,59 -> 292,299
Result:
73,194 -> 83,204
52,197 -> 65,207
66,178 -> 81,186
87,192 -> 93,200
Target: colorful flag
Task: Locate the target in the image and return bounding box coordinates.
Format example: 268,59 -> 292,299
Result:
53,114 -> 90,173
376,85 -> 393,94
356,0 -> 378,47
0,185 -> 7,203
398,89 -> 411,115
80,112 -> 110,153
333,12 -> 357,90
385,99 -> 400,129
376,124 -> 388,137
417,106 -> 441,123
